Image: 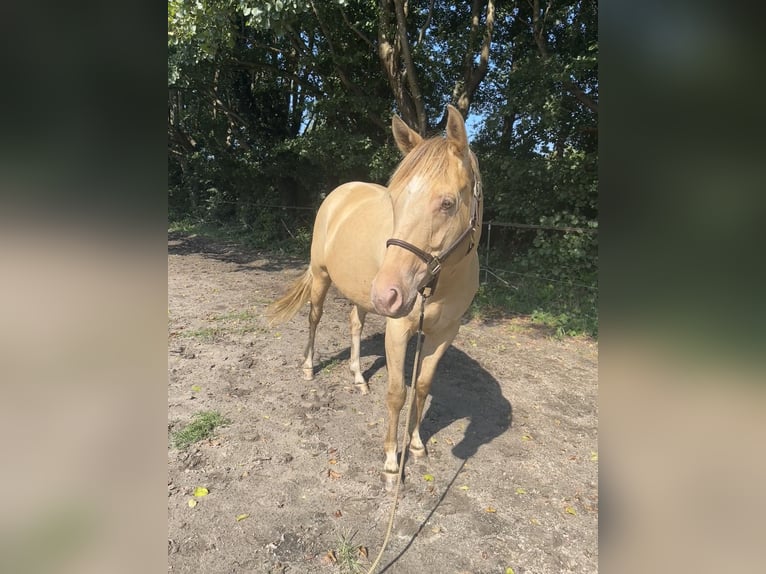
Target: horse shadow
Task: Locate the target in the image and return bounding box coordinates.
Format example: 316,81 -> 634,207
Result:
319,331 -> 512,461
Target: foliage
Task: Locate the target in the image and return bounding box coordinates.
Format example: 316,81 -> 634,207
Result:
168,0 -> 598,336
472,264 -> 598,338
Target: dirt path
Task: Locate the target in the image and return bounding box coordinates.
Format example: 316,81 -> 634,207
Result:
168,232 -> 598,574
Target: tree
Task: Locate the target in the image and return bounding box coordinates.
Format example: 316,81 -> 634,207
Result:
375,0 -> 496,133
168,0 -> 598,267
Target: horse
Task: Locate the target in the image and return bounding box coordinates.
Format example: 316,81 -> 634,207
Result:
267,105 -> 483,487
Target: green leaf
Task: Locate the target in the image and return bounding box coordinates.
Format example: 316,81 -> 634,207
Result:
423,474 -> 434,482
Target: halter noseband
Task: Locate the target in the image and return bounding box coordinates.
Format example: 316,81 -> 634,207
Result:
385,176 -> 482,296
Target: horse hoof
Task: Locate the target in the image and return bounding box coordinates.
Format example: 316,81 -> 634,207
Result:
408,445 -> 427,459
382,471 -> 399,492
355,382 -> 370,395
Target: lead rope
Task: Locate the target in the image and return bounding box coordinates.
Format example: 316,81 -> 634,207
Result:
365,291 -> 429,574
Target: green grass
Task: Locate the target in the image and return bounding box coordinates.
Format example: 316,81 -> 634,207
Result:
211,309 -> 260,322
335,530 -> 366,574
321,358 -> 341,373
179,310 -> 264,342
171,411 -> 231,450
182,326 -> 224,342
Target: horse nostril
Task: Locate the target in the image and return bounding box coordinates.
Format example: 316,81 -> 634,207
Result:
386,288 -> 400,308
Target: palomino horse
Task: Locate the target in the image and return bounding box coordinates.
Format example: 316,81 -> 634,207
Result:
268,105 -> 483,486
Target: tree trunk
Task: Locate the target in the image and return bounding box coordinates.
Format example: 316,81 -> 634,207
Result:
377,0 -> 427,133
453,0 -> 495,118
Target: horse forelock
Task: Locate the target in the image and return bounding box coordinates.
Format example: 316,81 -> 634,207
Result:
388,138 -> 469,198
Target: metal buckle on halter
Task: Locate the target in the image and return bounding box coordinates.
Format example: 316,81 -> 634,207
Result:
427,256 -> 442,277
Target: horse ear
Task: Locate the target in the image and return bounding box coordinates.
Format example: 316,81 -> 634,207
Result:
445,104 -> 468,155
392,115 -> 423,155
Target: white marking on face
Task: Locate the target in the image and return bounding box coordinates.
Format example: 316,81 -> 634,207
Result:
407,175 -> 427,196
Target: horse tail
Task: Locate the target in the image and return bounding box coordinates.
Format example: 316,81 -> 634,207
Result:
267,268 -> 313,326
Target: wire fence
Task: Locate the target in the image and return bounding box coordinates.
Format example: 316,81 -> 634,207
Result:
179,200 -> 598,296
173,198 -> 598,331
479,220 -> 598,292
257,205 -> 598,290
474,219 -> 597,333
482,220 -> 597,234
273,204 -> 599,296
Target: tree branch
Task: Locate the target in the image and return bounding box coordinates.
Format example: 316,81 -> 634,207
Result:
205,89 -> 248,128
339,5 -> 375,49
377,1 -> 400,106
393,0 -> 426,133
529,0 -> 598,114
451,0 -> 495,118
531,0 -> 549,59
417,0 -> 435,45
168,122 -> 197,154
564,80 -> 599,114
378,0 -> 414,128
231,60 -> 322,98
467,0 -> 495,96
310,1 -> 365,97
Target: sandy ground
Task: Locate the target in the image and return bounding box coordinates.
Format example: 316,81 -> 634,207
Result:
168,232 -> 598,574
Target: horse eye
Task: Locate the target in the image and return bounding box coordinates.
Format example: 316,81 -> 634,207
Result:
440,197 -> 455,211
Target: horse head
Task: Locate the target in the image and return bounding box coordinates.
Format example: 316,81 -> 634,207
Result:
371,105 -> 482,318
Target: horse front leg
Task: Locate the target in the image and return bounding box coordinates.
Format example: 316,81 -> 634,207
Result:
382,319 -> 413,489
302,270 -> 330,380
348,305 -> 368,394
408,322 -> 459,458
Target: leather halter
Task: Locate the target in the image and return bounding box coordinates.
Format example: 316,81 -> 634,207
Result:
386,175 -> 482,296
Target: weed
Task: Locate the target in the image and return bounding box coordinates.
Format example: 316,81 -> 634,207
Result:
171,411 -> 231,450
335,530 -> 366,574
211,309 -> 260,322
181,310 -> 262,341
183,326 -> 223,341
321,359 -> 341,373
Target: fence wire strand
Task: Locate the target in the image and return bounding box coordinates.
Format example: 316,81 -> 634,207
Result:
174,203 -> 598,295
481,266 -> 597,291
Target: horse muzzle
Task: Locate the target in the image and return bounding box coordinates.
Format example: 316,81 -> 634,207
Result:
370,280 -> 418,318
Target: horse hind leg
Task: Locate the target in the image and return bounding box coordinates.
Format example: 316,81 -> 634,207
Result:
301,269 -> 331,380
348,305 -> 368,394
